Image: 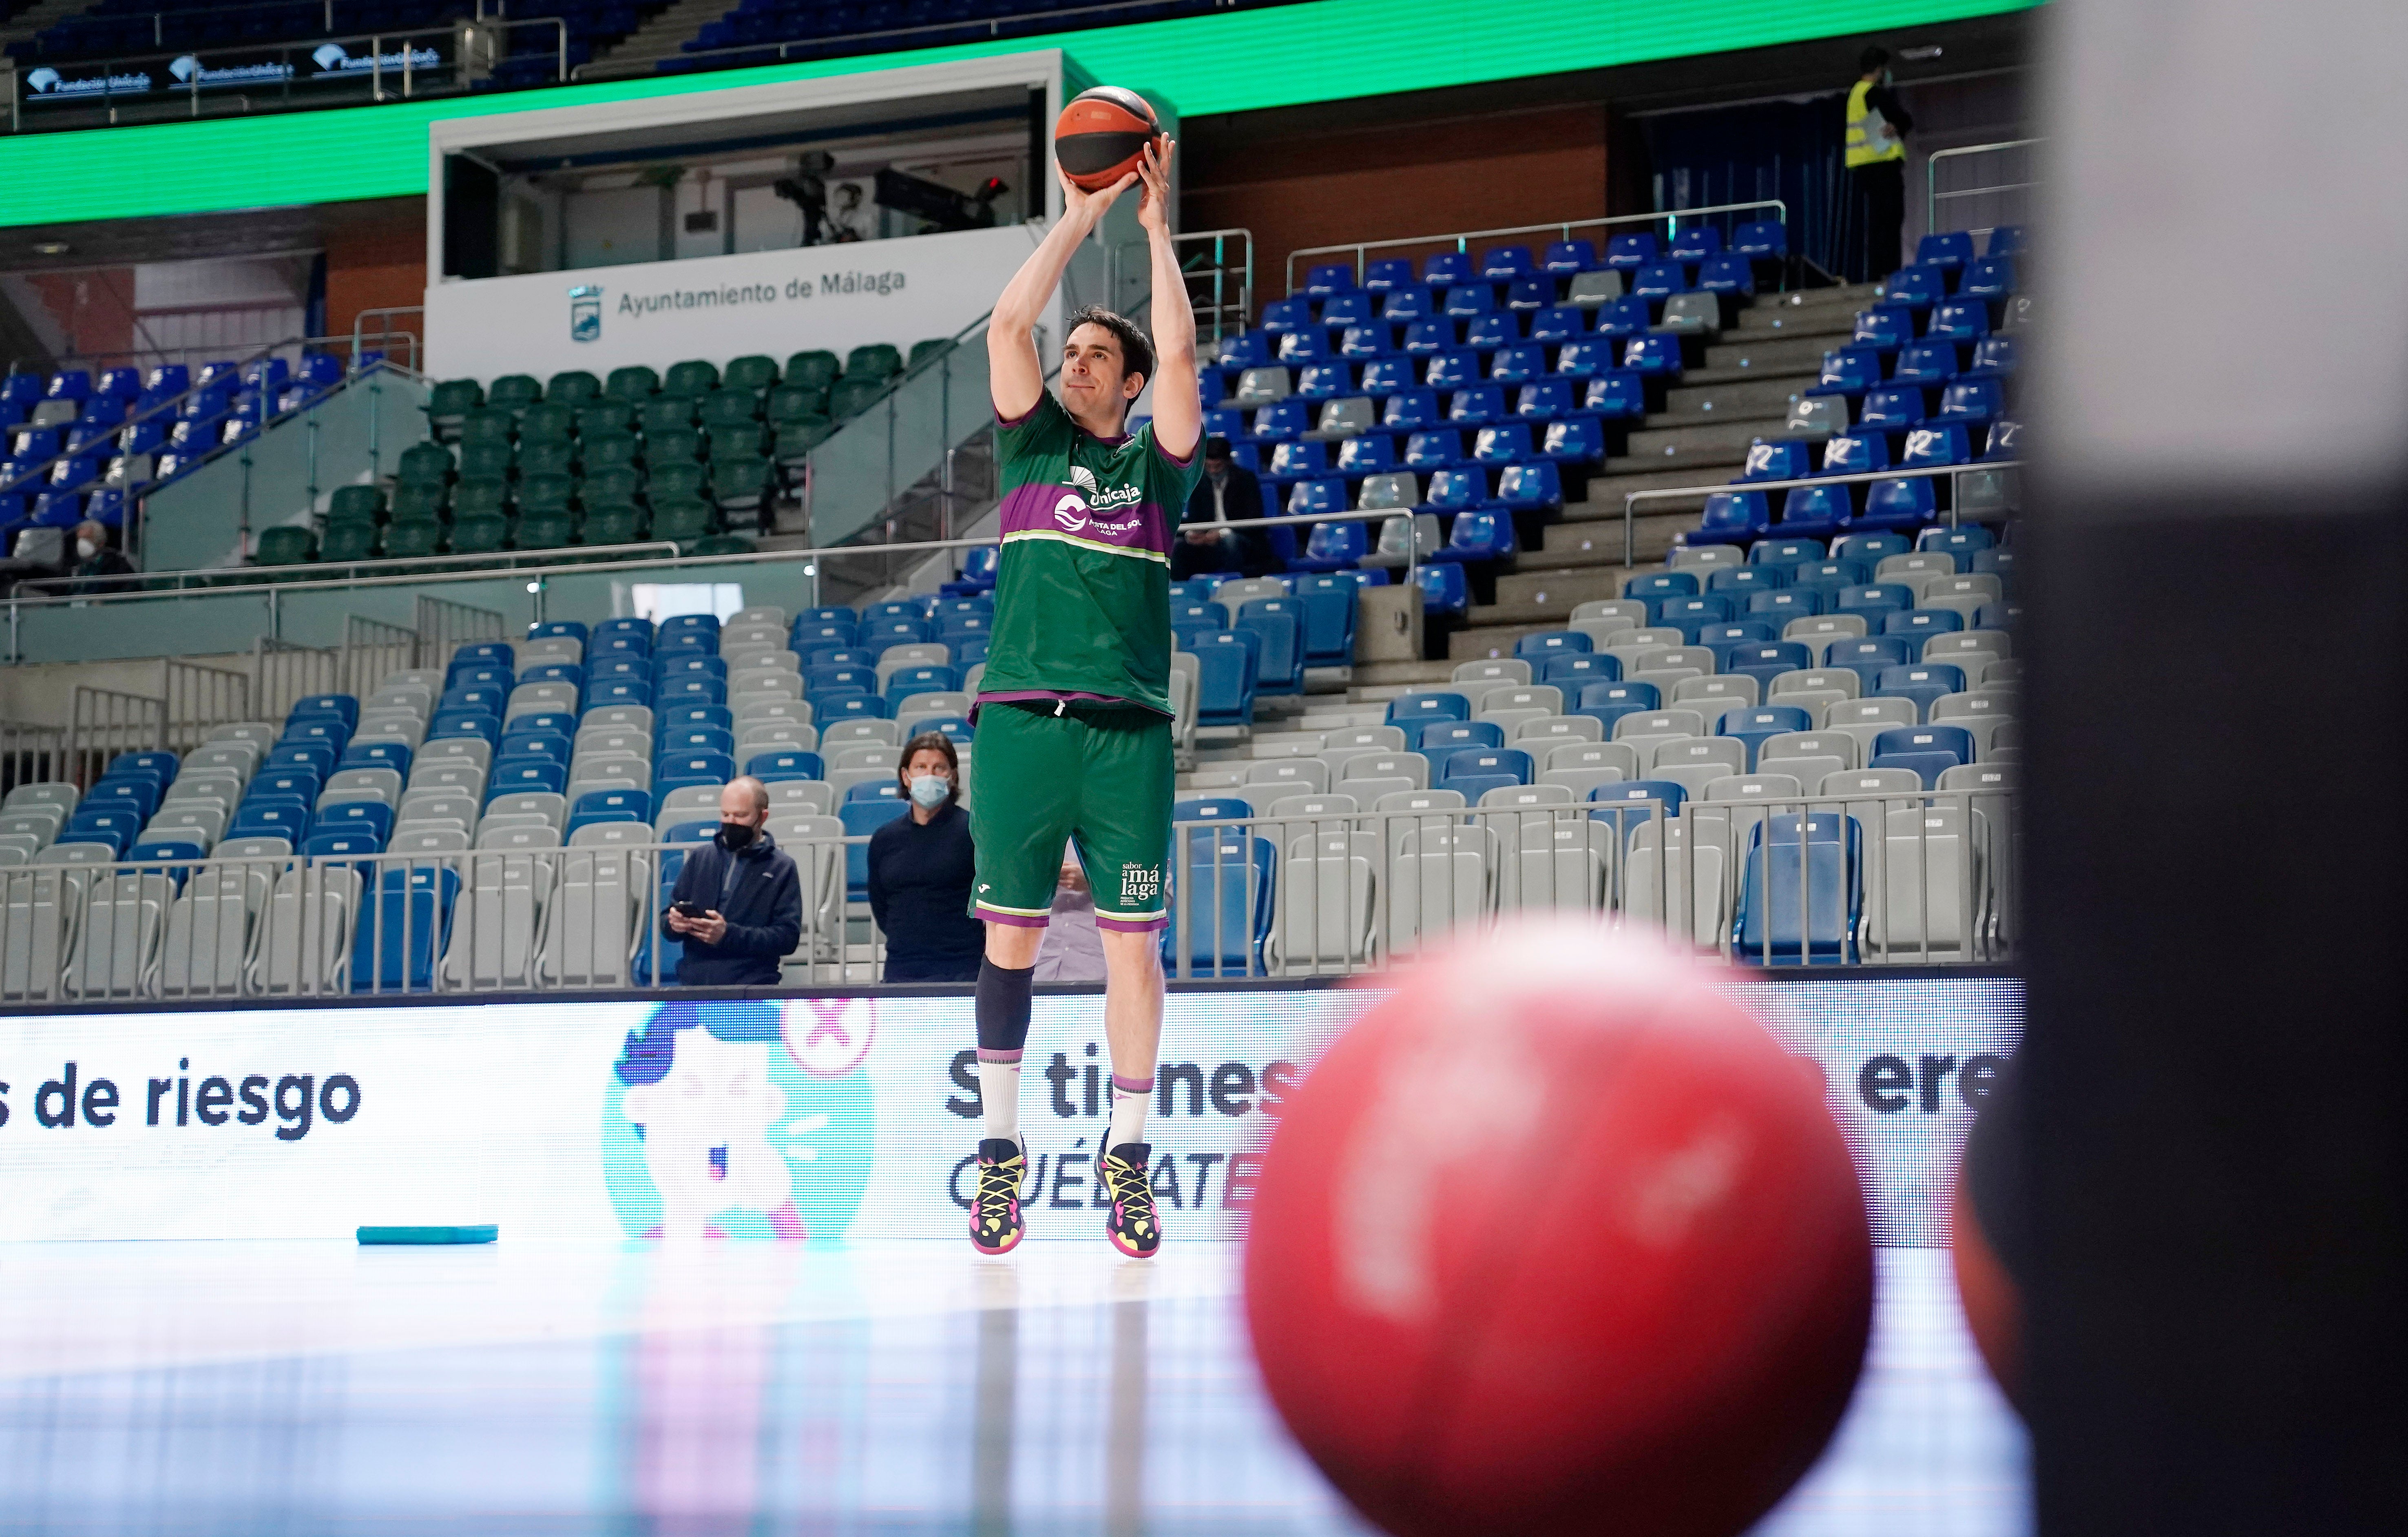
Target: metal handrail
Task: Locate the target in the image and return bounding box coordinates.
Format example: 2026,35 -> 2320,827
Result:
1,332 -> 396,535
17,539 -> 683,599
350,306 -> 426,376
571,0 -> 1270,80
1925,138 -> 2044,237
1285,200 -> 1791,297
1173,228 -> 1253,343
1618,458 -> 2023,566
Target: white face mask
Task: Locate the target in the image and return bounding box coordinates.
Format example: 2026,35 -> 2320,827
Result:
75,539 -> 97,560
908,774 -> 951,808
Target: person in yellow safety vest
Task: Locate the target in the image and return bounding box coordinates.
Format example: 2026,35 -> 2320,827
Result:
1846,45 -> 1915,280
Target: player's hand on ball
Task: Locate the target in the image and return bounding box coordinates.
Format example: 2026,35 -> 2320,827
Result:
1134,135 -> 1174,233
1059,162 -> 1137,224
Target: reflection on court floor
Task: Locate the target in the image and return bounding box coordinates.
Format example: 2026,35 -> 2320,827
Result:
0,1242 -> 2022,1534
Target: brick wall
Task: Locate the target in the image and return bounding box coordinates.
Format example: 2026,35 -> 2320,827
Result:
322,199 -> 428,361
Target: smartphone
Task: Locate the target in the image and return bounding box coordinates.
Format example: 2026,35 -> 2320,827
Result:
670,899 -> 706,920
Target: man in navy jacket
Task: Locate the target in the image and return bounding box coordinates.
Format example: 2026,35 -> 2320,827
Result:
663,777 -> 803,986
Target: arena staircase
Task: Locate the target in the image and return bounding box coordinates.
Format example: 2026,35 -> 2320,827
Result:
583,0 -> 734,73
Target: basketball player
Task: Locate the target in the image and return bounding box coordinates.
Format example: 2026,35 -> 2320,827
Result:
966,135 -> 1201,1257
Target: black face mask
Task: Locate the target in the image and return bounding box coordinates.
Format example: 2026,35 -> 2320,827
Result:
719,820 -> 757,849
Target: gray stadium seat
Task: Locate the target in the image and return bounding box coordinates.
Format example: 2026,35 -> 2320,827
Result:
1308,396 -> 1375,440
1341,752 -> 1429,792
1271,831 -> 1376,970
1824,698 -> 1922,759
822,719 -> 902,749
1453,659 -> 1532,687
252,865 -> 358,996
1785,395 -> 1847,438
1566,270 -> 1624,307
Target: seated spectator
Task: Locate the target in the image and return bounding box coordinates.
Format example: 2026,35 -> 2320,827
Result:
1033,842 -> 1106,983
70,520 -> 132,595
868,731 -> 983,983
663,776 -> 802,986
1173,436 -> 1275,580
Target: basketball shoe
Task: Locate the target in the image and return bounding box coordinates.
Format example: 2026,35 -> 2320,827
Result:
1098,1141 -> 1161,1258
970,1136 -> 1027,1255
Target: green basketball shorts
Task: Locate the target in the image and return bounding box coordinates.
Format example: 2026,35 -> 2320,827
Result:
969,700 -> 1173,932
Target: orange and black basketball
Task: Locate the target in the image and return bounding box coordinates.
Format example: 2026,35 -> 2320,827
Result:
1054,86 -> 1159,191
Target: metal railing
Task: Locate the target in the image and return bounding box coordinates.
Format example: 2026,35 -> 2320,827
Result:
571,0 -> 1272,81
0,780 -> 2013,1006
0,835 -> 892,1003
1285,200 -> 1791,297
413,594 -> 506,664
0,722 -> 71,800
66,686 -> 165,787
349,307 -> 424,376
7,16 -> 568,129
162,658 -> 250,751
1926,138 -> 2043,239
1175,228 -> 1253,344
251,636 -> 341,721
1617,458 -> 2023,566
342,614 -> 425,695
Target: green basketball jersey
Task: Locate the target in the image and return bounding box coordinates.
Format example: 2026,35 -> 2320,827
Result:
977,390 -> 1201,716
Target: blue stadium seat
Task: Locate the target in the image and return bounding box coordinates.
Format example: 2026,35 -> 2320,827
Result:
1425,352 -> 1479,391
1926,299 -> 1990,343
1592,295 -> 1653,338
654,751 -> 735,795
1831,532 -> 1910,566
1964,337 -> 2018,378
1587,778 -> 1687,842
1514,629 -> 1590,662
1423,252 -> 1475,288
1439,747 -> 1533,800
1415,561 -> 1469,618
1164,828 -> 1274,979
1382,287 -> 1437,323
351,867 -> 462,994
1542,239 -> 1599,273
1733,221 -> 1789,260
1921,524 -> 1997,558
1697,253 -> 1756,295
1339,326 -> 1393,360
1386,692 -> 1470,728
1303,263 -> 1358,297
1480,245 -> 1536,280
1261,296 -> 1314,334
1740,439 -> 1810,482
1854,308 -> 1915,352
1488,343 -> 1547,386
1723,642 -> 1813,690
1405,430 -> 1463,471
1543,652 -> 1620,687
1464,314 -> 1515,351
1417,722 -> 1504,773
486,760 -> 568,799
1542,418 -> 1603,468
1986,226 -> 2026,257
1603,233 -> 1660,271
1856,476 -> 1938,532
1428,509 -> 1515,567
1496,461 -> 1561,516
317,800 -> 396,844
1959,256 -> 2015,300
1690,489 -> 1770,546
1554,339 -> 1617,378
1447,386 -> 1503,427
1775,483 -> 1851,540
1321,292 -> 1375,328
1473,423 -> 1532,465
1173,797 -> 1255,824
1277,329 -> 1332,365
1719,705 -> 1815,769
1294,519 -> 1369,573
1622,335 -> 1683,375
1731,813 -> 1860,966
1625,571 -> 1698,603
1667,226 -> 1721,263
1882,266 -> 1947,311
1893,341 -> 1958,386
1528,308 -> 1588,345
1753,538 -> 1825,567
1251,399 -> 1311,442
1191,631 -> 1259,726
1915,233 -> 1976,271
1381,388 -> 1438,430
1809,348 -> 1885,398
1574,681 -> 1662,735
1857,387 -> 1927,433
840,799 -> 911,901
1937,379 -> 2004,426
1364,259 -> 1417,290
1873,668 -> 1968,725
1632,263 -> 1688,300
1837,584 -> 1915,621
1869,724 -> 1975,788
566,789 -> 652,841
1829,638 -> 1914,691
1234,600 -> 1304,695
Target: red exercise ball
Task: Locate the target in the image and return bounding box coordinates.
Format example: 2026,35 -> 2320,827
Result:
1054,86 -> 1158,192
1245,922 -> 1873,1537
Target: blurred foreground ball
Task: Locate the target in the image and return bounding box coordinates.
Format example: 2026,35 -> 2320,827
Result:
1245,923 -> 1873,1537
1949,1061 -> 2025,1415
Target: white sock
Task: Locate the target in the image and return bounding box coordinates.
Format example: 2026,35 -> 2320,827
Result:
1107,1072 -> 1152,1152
979,1053 -> 1022,1146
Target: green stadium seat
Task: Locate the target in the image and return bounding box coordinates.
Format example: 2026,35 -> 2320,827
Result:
581,505 -> 645,546
605,366 -> 659,403
448,514 -> 510,554
767,384 -> 827,424
518,402 -> 575,443
514,512 -> 575,550
774,419 -> 836,463
701,388 -> 760,428
396,441 -> 453,487
319,521 -> 378,562
577,400 -> 635,436
650,461 -> 708,501
649,498 -> 718,545
327,485 -> 385,524
830,377 -> 887,418
648,426 -> 703,465
428,379 -> 482,431
693,533 -> 757,557
391,482 -> 448,520
458,440 -> 513,479
452,476 -> 511,518
662,359 -> 720,398
583,466 -> 643,507
785,351 -> 840,393
545,370 -> 601,405
640,395 -> 697,433
710,454 -> 772,508
256,526 -> 317,566
723,355 -> 779,394
458,409 -> 514,449
845,343 -> 902,380
382,519 -> 444,559
581,432 -> 641,472
708,423 -> 764,460
907,337 -> 953,370
517,439 -> 576,478
516,473 -> 575,516
488,375 -> 542,413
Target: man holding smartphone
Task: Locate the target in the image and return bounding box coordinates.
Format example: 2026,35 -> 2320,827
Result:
663,777 -> 803,986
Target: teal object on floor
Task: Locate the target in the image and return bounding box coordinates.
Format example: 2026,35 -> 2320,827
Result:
356,1225 -> 498,1245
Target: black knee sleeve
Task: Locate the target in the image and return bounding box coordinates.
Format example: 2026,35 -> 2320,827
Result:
975,957 -> 1035,1055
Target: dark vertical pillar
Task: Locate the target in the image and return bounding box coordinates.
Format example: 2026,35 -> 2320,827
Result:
2025,4 -> 2408,1532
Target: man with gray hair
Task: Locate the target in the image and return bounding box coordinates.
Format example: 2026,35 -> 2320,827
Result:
662,776 -> 802,986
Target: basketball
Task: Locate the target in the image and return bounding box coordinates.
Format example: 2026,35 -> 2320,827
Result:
1054,86 -> 1158,190
1951,1069 -> 2027,1415
1244,923 -> 1874,1537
